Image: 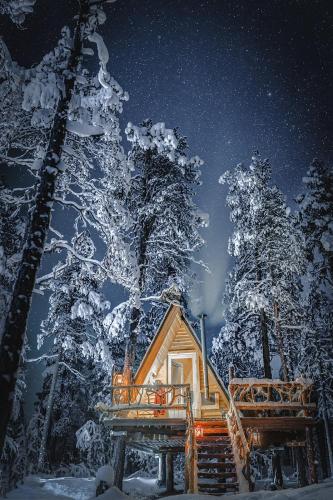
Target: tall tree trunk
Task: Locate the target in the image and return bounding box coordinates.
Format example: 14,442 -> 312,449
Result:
260,308 -> 272,378
306,426 -> 318,484
274,301 -> 289,381
314,327 -> 333,477
0,0 -> 90,457
37,352 -> 61,472
124,150 -> 155,372
124,306 -> 141,372
255,249 -> 272,378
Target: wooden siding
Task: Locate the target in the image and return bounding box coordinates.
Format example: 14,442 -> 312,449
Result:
134,305 -> 229,416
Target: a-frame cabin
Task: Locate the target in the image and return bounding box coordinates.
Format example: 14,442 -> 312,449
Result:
134,304 -> 229,419
97,304 -> 318,496
98,304 -> 240,495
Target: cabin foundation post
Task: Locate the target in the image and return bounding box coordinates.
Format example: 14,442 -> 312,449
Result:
306,426 -> 318,484
272,450 -> 283,489
111,433 -> 126,490
158,453 -> 166,487
295,446 -> 308,487
166,452 -> 174,493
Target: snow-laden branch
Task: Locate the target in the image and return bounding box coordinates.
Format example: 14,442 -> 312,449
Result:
26,354 -> 58,363
59,361 -> 85,381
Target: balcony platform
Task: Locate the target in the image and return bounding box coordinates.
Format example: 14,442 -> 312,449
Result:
104,417 -> 186,435
241,416 -> 316,431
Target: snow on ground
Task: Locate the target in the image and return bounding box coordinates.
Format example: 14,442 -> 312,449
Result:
165,479 -> 333,499
2,476 -> 333,500
1,474 -> 159,499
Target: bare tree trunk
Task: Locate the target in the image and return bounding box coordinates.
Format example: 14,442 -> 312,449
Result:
315,330 -> 333,477
260,308 -> 272,378
255,250 -> 272,379
306,426 -> 318,484
124,306 -> 141,372
274,302 -> 289,381
37,352 -> 61,472
0,0 -> 90,457
323,409 -> 333,477
124,150 -> 155,372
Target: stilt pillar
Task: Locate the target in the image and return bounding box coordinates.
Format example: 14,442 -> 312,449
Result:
112,433 -> 126,490
272,450 -> 283,489
158,453 -> 166,487
306,426 -> 318,484
295,446 -> 308,487
166,452 -> 174,493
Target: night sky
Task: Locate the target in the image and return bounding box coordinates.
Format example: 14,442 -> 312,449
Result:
2,0 -> 333,409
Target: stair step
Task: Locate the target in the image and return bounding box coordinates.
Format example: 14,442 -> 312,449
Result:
197,436 -> 231,441
198,443 -> 231,453
198,453 -> 234,459
197,439 -> 231,450
198,471 -> 237,479
198,429 -> 229,435
198,482 -> 238,492
195,420 -> 228,427
198,462 -> 235,469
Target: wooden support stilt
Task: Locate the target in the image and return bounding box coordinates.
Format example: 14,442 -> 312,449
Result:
295,447 -> 308,487
112,434 -> 126,490
306,426 -> 318,484
166,452 -> 174,493
272,451 -> 283,489
158,453 -> 166,487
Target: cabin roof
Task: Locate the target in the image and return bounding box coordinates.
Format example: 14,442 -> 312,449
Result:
134,303 -> 229,401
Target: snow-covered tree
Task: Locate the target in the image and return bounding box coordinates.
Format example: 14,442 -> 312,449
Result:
212,162 -> 264,382
0,0 -> 35,25
297,159 -> 333,474
123,119 -> 206,369
28,231 -> 112,472
0,181 -> 26,340
0,181 -> 27,491
0,0 -> 127,455
212,154 -> 305,383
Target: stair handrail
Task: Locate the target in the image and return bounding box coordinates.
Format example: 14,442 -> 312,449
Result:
227,388 -> 254,492
184,386 -> 197,494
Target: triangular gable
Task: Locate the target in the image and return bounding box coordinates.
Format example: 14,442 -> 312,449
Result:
134,304 -> 229,402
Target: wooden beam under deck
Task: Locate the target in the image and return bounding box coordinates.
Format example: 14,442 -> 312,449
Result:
104,417 -> 186,434
129,438 -> 185,454
241,417 -> 316,431
235,401 -> 316,411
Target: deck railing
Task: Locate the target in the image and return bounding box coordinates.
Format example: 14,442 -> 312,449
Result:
97,383 -> 191,418
229,378 -> 315,415
184,389 -> 197,494
227,391 -> 253,492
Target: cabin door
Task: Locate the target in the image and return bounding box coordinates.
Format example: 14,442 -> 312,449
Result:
170,360 -> 185,418
167,352 -> 199,418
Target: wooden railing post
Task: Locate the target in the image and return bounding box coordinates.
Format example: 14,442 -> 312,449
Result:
185,386 -> 197,493
227,384 -> 253,492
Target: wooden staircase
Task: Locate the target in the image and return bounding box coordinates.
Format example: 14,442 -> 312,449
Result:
195,420 -> 239,495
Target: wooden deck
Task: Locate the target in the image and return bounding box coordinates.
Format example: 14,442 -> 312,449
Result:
241,416 -> 316,431
97,378 -> 318,495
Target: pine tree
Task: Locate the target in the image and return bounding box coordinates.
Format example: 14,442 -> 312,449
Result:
28,231 -> 111,473
0,0 -> 128,455
212,155 -> 305,383
0,0 -> 36,25
124,120 -> 205,369
297,159 -> 333,474
212,162 -> 264,382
